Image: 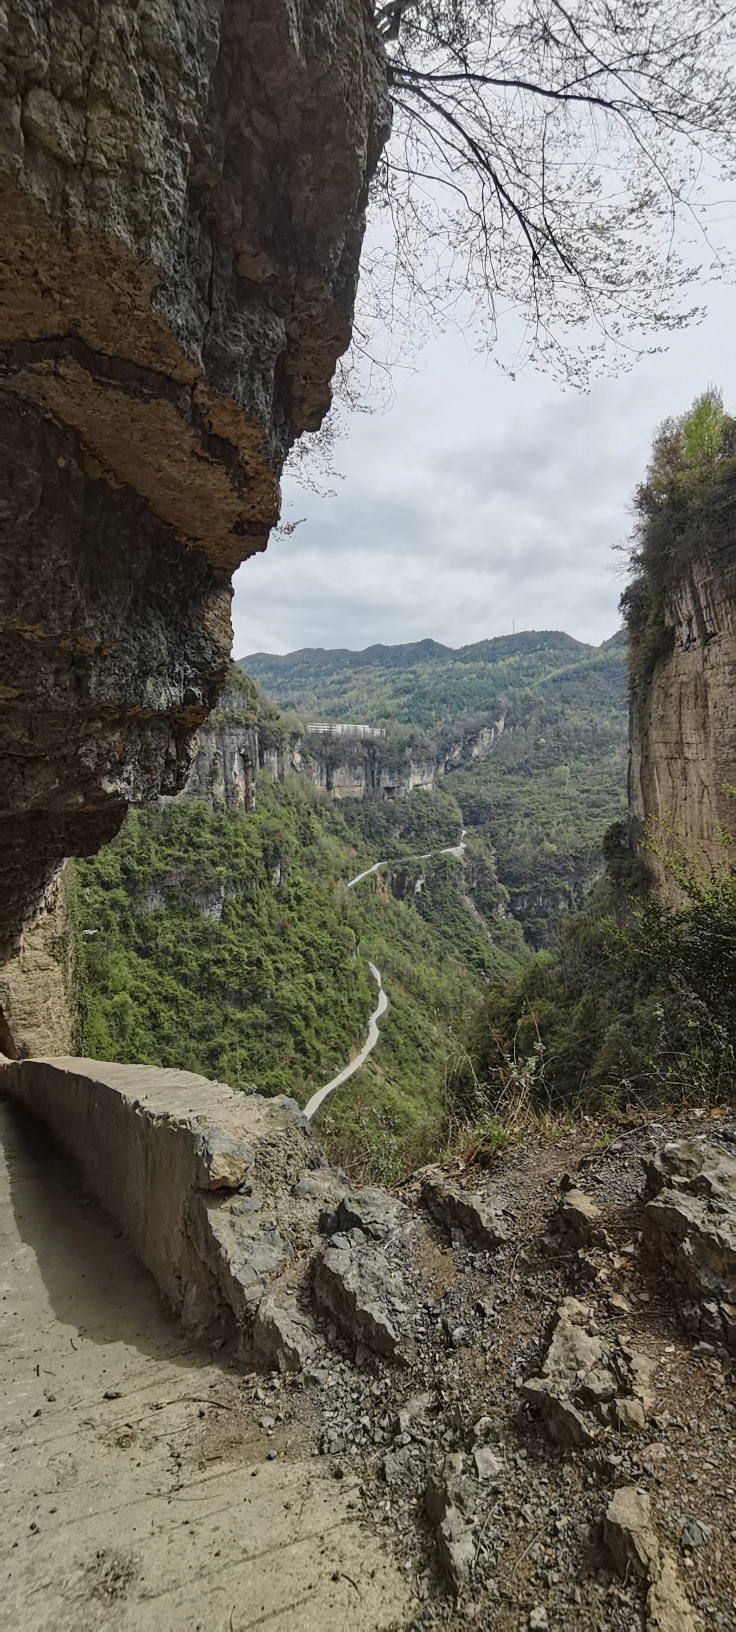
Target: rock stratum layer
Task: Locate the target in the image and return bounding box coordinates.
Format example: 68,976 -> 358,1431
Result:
0,0 -> 389,961
629,552 -> 736,896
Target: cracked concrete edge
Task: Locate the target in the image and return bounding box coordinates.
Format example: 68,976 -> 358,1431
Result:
0,1055 -> 318,1344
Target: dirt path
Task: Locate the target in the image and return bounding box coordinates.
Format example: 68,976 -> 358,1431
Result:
0,1095 -> 411,1632
303,962 -> 388,1120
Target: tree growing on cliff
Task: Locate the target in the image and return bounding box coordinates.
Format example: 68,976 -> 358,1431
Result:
362,0 -> 736,385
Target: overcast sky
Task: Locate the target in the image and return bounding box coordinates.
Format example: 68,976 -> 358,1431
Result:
233,256 -> 736,660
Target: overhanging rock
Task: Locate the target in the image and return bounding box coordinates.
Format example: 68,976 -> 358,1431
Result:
0,0 -> 390,963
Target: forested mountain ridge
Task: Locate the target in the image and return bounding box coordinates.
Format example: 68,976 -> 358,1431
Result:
240,631 -> 629,943
241,628 -> 625,731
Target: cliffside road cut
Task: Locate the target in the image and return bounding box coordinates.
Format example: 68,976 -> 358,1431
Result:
303,962 -> 388,1120
346,832 -> 467,889
0,1090 -> 410,1630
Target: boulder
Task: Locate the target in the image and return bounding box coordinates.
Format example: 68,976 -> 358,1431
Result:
556,1188 -> 602,1247
642,1139 -> 736,1346
252,1289 -> 320,1373
333,1187 -> 408,1240
643,1138 -> 736,1202
396,1392 -> 433,1437
421,1176 -> 513,1249
312,1231 -> 407,1360
605,1488 -> 697,1632
473,1445 -> 503,1481
648,1555 -> 698,1632
521,1300 -> 657,1445
425,1457 -> 477,1593
605,1487 -> 660,1580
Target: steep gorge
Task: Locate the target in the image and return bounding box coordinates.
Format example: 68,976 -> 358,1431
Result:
0,0 -> 389,968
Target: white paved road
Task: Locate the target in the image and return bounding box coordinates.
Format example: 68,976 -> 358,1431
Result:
304,834 -> 467,1120
303,962 -> 388,1120
346,832 -> 466,889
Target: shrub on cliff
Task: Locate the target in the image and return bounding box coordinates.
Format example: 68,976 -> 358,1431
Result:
621,389 -> 736,699
451,819 -> 736,1121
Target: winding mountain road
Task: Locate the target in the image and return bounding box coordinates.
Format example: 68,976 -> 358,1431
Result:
303,961 -> 388,1120
304,835 -> 468,1119
346,832 -> 467,889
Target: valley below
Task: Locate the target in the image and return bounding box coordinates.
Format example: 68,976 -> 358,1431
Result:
66,631 -> 628,1183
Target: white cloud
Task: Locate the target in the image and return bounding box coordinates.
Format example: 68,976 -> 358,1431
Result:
232,269 -> 736,660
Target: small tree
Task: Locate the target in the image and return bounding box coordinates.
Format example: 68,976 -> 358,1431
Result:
358,1 -> 736,386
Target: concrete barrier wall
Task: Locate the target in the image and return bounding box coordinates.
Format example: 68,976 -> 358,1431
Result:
0,1057 -> 327,1355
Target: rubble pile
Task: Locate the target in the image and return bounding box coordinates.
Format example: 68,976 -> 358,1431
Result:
642,1137 -> 736,1356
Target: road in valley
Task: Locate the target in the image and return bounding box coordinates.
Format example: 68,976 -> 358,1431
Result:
346,831 -> 467,889
304,834 -> 468,1119
303,961 -> 388,1119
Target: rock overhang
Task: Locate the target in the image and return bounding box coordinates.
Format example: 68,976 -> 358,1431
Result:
0,0 -> 390,960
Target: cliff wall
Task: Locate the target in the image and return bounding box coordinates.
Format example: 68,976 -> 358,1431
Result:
628,514 -> 736,899
183,685 -> 505,809
0,862 -> 75,1058
0,0 -> 389,963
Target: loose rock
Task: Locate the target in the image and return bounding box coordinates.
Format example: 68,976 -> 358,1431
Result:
421,1176 -> 513,1249
312,1230 -> 407,1360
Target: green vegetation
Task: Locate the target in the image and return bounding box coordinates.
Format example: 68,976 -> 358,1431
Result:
72,788 -> 374,1096
621,389 -> 736,700
450,817 -> 736,1147
242,632 -> 629,945
72,731 -> 525,1175
242,630 -> 623,732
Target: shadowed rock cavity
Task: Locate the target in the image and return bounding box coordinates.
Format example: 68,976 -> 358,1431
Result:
0,0 -> 390,963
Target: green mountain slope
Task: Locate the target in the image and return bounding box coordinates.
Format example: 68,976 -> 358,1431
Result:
241,631 -> 629,944
241,630 -> 621,730
71,693 -> 527,1176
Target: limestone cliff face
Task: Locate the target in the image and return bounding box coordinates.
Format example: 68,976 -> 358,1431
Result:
629,554 -> 736,896
185,701 -> 508,808
183,713 -> 439,807
0,0 -> 390,959
302,738 -> 438,800
0,864 -> 75,1058
183,689 -> 259,813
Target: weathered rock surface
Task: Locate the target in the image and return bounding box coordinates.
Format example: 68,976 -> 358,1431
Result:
644,1137 -> 736,1204
642,1138 -> 736,1351
0,862 -> 74,1057
522,1297 -> 656,1445
252,1286 -> 320,1373
0,0 -> 390,961
605,1488 -> 697,1632
421,1175 -> 514,1250
629,550 -> 736,898
425,1455 -> 477,1592
312,1229 -> 408,1360
330,1186 -> 407,1240
555,1186 -> 608,1249
183,687 -> 260,812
